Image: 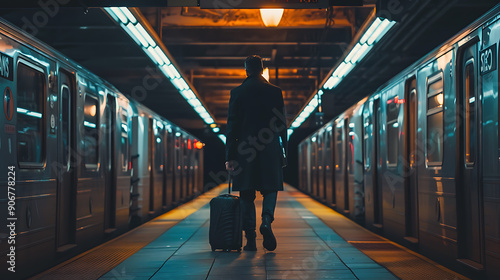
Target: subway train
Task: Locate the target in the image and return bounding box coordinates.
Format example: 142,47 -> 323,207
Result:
299,5 -> 500,280
0,18 -> 204,279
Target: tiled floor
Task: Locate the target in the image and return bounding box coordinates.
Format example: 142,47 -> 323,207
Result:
100,185 -> 399,280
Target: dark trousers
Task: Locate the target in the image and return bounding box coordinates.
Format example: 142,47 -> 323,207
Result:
240,190 -> 278,232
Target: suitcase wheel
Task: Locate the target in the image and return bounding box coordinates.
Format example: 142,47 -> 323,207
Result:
237,249 -> 241,252
211,247 -> 215,252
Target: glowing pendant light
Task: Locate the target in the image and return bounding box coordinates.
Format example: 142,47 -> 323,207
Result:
260,9 -> 284,27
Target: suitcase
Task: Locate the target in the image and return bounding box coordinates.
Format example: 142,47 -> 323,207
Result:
209,175 -> 242,252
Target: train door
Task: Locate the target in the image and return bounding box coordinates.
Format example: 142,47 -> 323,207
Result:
148,118 -> 156,215
317,130 -> 325,200
305,140 -> 312,194
56,70 -> 76,250
404,78 -> 419,243
335,120 -> 347,212
182,136 -> 188,199
374,98 -> 383,227
344,118 -> 350,213
103,95 -> 116,232
457,40 -> 484,266
325,127 -> 334,205
164,128 -> 174,207
152,120 -> 164,214
311,134 -> 318,197
174,131 -> 182,202
363,102 -> 375,226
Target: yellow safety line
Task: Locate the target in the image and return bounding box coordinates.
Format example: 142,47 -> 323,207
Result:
30,183 -> 228,279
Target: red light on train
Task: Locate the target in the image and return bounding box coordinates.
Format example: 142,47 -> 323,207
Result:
387,96 -> 405,104
194,141 -> 204,150
188,139 -> 192,149
129,161 -> 131,170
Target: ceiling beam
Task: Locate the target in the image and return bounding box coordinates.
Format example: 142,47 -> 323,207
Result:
165,42 -> 348,46
1,0 -> 199,8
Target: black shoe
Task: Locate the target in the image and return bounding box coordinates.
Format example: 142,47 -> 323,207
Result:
260,214 -> 277,251
243,230 -> 257,251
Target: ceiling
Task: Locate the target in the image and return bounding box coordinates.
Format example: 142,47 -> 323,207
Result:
0,0 -> 498,144
139,6 -> 373,128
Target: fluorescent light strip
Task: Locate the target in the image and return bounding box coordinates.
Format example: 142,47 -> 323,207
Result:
288,16 -> 396,134
120,23 -> 141,46
160,64 -> 175,79
119,7 -> 137,24
188,99 -> 202,108
360,17 -> 382,44
350,44 -> 372,65
125,22 -> 149,48
144,46 -> 164,65
204,117 -> 214,124
154,46 -> 170,65
168,64 -> 181,78
135,23 -> 156,47
181,89 -> 196,100
367,19 -> 392,45
345,43 -> 362,63
109,7 -> 128,24
195,106 -> 206,113
104,7 -> 120,22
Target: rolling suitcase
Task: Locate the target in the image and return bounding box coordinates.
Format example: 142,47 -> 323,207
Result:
209,174 -> 242,252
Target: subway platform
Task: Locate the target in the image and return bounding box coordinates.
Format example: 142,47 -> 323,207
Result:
31,185 -> 468,280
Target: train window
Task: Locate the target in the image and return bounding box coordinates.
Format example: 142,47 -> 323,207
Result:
83,94 -> 99,168
426,73 -> 444,166
465,62 -> 476,164
17,63 -> 45,167
335,125 -> 343,171
387,96 -> 400,166
120,108 -> 129,172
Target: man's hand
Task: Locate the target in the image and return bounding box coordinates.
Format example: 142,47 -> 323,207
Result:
225,161 -> 235,172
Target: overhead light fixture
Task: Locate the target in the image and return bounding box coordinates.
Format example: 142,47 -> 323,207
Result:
105,7 -> 221,141
260,9 -> 284,27
287,15 -> 396,136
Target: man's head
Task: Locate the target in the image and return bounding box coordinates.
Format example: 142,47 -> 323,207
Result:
245,55 -> 264,77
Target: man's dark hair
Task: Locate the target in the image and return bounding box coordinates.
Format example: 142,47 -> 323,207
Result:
245,55 -> 264,75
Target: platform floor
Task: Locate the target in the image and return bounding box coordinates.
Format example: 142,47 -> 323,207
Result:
32,184 -> 469,280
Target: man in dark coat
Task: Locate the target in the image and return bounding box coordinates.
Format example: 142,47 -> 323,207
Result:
225,55 -> 288,251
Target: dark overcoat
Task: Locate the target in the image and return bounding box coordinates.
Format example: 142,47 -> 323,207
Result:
225,74 -> 288,191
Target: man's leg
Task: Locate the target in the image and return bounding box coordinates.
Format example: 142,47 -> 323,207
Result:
261,190 -> 278,221
260,190 -> 278,251
240,190 -> 257,251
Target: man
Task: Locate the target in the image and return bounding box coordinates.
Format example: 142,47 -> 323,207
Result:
225,55 -> 287,252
